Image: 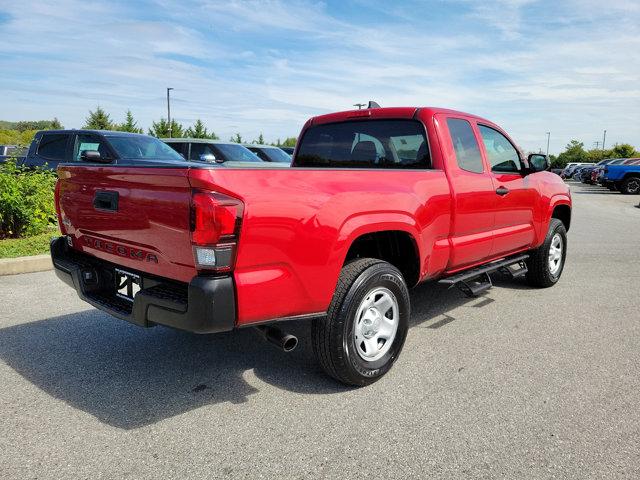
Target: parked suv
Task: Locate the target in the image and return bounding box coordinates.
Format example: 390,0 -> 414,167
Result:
244,144 -> 292,164
21,130 -> 183,170
162,138 -> 278,166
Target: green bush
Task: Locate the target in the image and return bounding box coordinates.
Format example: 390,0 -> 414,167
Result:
0,160 -> 57,239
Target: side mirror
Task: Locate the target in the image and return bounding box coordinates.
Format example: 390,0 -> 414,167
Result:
527,153 -> 550,173
81,150 -> 112,163
199,153 -> 216,162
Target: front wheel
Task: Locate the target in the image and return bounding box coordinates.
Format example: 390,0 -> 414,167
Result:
526,218 -> 567,288
312,258 -> 410,386
620,176 -> 640,195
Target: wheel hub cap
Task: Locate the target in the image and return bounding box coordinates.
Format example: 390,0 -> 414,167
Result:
353,287 -> 399,362
548,233 -> 563,275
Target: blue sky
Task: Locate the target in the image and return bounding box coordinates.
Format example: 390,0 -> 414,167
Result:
0,0 -> 638,153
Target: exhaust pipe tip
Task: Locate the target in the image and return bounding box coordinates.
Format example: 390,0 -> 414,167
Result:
255,325 -> 298,352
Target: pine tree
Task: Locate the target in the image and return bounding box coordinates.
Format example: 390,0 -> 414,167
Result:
148,119 -> 184,138
118,110 -> 143,133
50,117 -> 63,129
185,119 -> 217,139
252,133 -> 265,144
230,133 -> 243,143
83,107 -> 114,130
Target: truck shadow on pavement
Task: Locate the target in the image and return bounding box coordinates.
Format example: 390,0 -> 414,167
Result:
0,274 -> 529,430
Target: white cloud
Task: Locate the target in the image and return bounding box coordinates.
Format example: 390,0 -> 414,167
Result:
0,0 -> 638,152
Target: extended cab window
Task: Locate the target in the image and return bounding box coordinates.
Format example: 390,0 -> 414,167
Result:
37,134 -> 69,160
478,125 -> 521,173
446,118 -> 483,173
296,120 -> 430,168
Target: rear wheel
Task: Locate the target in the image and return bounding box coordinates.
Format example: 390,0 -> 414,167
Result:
526,218 -> 567,288
620,176 -> 640,195
312,258 -> 410,386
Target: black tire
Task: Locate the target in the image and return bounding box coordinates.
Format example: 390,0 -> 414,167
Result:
620,176 -> 640,195
526,218 -> 567,288
312,258 -> 410,386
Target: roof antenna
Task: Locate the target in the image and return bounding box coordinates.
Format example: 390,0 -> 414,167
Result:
368,101 -> 381,109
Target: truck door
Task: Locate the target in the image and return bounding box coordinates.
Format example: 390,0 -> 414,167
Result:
438,115 -> 496,270
475,124 -> 537,257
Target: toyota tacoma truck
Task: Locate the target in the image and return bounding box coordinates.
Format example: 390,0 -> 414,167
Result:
51,106 -> 571,386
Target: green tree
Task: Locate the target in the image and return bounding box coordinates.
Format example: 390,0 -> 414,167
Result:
555,140 -> 588,168
118,110 -> 143,134
148,118 -> 184,138
282,137 -> 297,147
83,107 -> 114,130
230,133 -> 243,143
252,133 -> 265,144
50,118 -> 63,130
185,119 -> 218,139
610,143 -> 638,158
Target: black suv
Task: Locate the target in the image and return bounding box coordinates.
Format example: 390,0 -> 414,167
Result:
21,130 -> 182,170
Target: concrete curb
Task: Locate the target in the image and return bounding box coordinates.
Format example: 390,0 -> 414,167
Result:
0,254 -> 52,276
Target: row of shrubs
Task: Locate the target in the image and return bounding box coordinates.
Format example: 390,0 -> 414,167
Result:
0,160 -> 57,239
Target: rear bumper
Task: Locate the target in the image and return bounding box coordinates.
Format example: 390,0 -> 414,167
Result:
50,237 -> 236,333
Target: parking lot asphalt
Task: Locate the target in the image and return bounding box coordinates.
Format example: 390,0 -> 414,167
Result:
1,181 -> 639,479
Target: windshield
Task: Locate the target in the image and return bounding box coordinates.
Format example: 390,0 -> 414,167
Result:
262,147 -> 292,163
212,144 -> 262,162
108,136 -> 184,161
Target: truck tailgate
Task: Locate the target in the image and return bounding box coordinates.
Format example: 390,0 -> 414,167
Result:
57,165 -> 196,283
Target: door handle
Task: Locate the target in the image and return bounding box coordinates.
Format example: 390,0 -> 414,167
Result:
495,186 -> 509,196
93,191 -> 119,211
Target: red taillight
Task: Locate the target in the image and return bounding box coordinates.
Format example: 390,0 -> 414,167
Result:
190,191 -> 244,272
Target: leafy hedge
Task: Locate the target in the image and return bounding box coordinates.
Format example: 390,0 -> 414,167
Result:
0,160 -> 57,239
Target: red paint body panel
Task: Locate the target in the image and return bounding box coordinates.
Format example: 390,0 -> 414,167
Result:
56,107 -> 571,327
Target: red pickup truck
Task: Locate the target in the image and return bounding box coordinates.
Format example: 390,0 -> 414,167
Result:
51,107 -> 571,385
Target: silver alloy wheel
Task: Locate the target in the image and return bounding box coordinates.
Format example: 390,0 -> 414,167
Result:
548,233 -> 563,275
627,178 -> 640,193
353,287 -> 399,362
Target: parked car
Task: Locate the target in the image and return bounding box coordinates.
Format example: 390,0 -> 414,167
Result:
161,138 -> 275,166
0,144 -> 26,164
20,130 -> 187,171
50,105 -> 571,386
561,163 -> 591,179
595,158 -> 625,184
280,147 -> 295,155
243,144 -> 292,164
602,158 -> 640,194
577,159 -> 614,184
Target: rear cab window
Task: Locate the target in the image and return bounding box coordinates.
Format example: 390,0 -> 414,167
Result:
446,118 -> 484,173
295,119 -> 430,168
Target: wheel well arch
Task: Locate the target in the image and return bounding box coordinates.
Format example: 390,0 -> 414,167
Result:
344,230 -> 420,287
623,172 -> 640,180
552,204 -> 571,231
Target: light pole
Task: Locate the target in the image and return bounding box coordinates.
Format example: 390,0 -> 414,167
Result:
602,130 -> 607,151
353,103 -> 366,110
545,132 -> 550,157
167,87 -> 174,138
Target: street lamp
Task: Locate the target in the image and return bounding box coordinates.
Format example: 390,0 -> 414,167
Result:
545,132 -> 550,157
353,103 -> 366,110
602,130 -> 607,151
167,87 -> 174,138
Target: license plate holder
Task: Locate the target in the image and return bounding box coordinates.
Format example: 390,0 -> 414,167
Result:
115,268 -> 141,302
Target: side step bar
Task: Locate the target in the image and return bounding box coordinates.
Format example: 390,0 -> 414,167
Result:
438,254 -> 529,298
